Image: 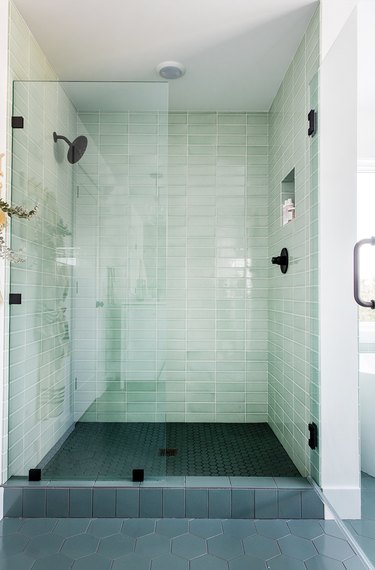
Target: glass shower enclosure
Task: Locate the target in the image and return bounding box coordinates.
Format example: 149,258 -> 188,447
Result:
8,81 -> 168,481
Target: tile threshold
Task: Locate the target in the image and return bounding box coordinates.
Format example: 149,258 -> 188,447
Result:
3,476 -> 311,489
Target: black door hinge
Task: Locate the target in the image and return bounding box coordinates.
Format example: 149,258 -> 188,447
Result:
308,109 -> 317,137
308,422 -> 318,449
9,293 -> 22,304
11,116 -> 24,129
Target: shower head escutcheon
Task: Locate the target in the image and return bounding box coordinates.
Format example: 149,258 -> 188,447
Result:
53,132 -> 88,164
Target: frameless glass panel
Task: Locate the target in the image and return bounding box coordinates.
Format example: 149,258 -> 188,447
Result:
309,71 -> 320,483
8,81 -> 168,482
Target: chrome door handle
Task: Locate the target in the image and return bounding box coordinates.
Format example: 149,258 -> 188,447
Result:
354,237 -> 375,308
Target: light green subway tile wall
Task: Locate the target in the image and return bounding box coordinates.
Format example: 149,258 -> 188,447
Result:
268,8 -> 320,477
6,3 -> 76,478
165,112 -> 268,423
75,111 -> 269,423
74,109 -> 168,423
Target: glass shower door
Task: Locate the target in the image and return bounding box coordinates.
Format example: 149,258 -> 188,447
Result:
8,81 -> 168,483
355,171 -> 375,482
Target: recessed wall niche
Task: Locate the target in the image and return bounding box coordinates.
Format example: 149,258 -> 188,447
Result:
281,168 -> 296,225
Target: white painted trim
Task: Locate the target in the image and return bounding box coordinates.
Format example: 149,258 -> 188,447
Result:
319,9 -> 361,518
322,488 -> 361,520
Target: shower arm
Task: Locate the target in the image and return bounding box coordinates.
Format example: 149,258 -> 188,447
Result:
354,237 -> 375,309
53,132 -> 71,146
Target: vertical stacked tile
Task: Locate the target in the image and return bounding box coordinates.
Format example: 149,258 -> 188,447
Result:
7,3 -> 76,477
74,110 -> 269,426
163,112 -> 269,423
74,105 -> 168,426
268,9 -> 320,476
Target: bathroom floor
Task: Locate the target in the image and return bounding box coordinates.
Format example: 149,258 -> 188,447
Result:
41,423 -> 299,480
344,472 -> 375,566
0,517 -> 365,570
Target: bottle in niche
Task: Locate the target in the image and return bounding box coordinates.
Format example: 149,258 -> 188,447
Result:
286,198 -> 295,222
283,198 -> 296,226
282,200 -> 289,225
282,198 -> 295,225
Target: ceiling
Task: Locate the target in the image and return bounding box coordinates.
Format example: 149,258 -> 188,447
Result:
13,0 -> 319,111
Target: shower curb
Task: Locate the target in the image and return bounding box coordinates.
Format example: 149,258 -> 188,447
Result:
2,478 -> 324,519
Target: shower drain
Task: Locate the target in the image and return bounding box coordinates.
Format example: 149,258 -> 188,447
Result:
159,448 -> 178,457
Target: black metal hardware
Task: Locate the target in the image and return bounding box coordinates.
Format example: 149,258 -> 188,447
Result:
308,423 -> 318,450
132,469 -> 144,482
271,248 -> 289,274
12,116 -> 24,129
308,109 -> 317,137
9,293 -> 22,304
28,468 -> 41,481
354,237 -> 375,308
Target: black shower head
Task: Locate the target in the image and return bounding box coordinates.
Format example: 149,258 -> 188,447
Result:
53,132 -> 88,164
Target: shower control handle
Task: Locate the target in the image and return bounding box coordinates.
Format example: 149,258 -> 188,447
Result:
354,237 -> 375,309
272,255 -> 287,265
271,248 -> 289,274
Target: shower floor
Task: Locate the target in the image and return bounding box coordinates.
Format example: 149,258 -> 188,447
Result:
42,422 -> 299,480
43,422 -> 299,480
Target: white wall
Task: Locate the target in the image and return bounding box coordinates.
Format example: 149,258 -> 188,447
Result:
321,0 -> 359,58
357,2 -> 375,163
319,10 -> 360,518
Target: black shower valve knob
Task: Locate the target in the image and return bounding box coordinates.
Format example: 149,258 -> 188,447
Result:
271,247 -> 289,274
271,255 -> 286,266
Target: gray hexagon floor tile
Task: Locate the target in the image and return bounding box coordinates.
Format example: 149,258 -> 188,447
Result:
229,555 -> 266,570
255,521 -> 290,539
20,519 -> 57,537
32,553 -> 74,570
136,533 -> 171,557
243,534 -> 280,560
267,554 -> 306,569
122,519 -> 156,538
0,552 -> 35,570
61,533 -> 99,558
0,533 -> 29,555
190,554 -> 229,570
156,520 -> 189,538
72,553 -> 112,570
288,520 -> 324,540
151,553 -> 189,570
319,522 -> 346,540
189,520 -> 223,539
314,535 -> 355,561
25,533 -> 65,558
306,555 -> 346,569
349,519 -> 375,539
88,519 -> 123,538
112,552 -> 152,570
0,520 -> 23,536
98,533 -> 135,558
350,534 -> 375,564
222,520 -> 256,538
344,556 -> 370,569
208,534 -> 244,560
172,534 -> 207,559
54,519 -> 91,537
278,534 -> 318,560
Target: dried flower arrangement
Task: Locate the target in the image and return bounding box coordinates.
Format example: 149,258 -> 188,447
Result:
0,153 -> 38,262
0,200 -> 38,262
